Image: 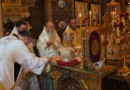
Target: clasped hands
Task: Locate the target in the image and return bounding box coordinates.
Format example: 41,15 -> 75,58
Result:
46,41 -> 53,47
46,40 -> 60,49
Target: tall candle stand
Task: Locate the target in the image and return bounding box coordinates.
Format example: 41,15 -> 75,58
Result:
79,13 -> 84,69
117,57 -> 130,77
79,13 -> 83,50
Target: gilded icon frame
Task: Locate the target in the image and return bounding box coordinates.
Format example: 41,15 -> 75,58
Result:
75,1 -> 89,26
90,4 -> 101,25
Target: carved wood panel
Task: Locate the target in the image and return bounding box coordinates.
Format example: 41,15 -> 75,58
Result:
40,65 -> 102,90
51,0 -> 74,29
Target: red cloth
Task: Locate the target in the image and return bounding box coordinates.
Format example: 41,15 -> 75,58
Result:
57,59 -> 80,66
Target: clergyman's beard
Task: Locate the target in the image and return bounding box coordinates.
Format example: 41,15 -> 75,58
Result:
47,31 -> 56,43
69,25 -> 76,30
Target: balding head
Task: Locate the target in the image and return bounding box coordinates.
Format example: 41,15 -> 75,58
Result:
69,19 -> 77,30
46,21 -> 56,32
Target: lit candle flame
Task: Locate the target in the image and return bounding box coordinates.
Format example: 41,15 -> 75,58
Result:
89,11 -> 91,15
79,13 -> 82,18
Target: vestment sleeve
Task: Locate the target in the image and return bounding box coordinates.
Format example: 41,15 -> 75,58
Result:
36,36 -> 47,57
12,40 -> 49,75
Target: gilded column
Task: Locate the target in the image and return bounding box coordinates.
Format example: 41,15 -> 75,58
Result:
0,0 -> 4,38
44,0 -> 52,23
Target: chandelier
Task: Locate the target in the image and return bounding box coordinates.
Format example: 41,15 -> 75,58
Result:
106,0 -> 121,21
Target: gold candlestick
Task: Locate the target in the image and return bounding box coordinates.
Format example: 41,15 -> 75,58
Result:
79,13 -> 83,49
79,13 -> 84,69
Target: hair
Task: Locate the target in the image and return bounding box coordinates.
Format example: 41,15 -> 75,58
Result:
16,20 -> 27,27
46,21 -> 54,26
69,18 -> 76,23
18,30 -> 32,38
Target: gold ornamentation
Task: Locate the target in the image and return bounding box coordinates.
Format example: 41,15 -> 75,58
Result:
91,39 -> 99,55
117,58 -> 130,77
51,70 -> 62,80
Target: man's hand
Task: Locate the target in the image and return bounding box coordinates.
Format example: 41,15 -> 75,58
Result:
42,56 -> 52,63
42,56 -> 52,72
46,41 -> 53,47
55,39 -> 61,48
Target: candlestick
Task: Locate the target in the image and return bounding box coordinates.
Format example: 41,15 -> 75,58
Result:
89,11 -> 92,27
123,57 -> 126,67
78,13 -> 83,48
101,34 -> 105,59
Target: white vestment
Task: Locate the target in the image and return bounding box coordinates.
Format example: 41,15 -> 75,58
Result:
9,26 -> 40,90
0,36 -> 49,90
10,25 -> 31,35
37,27 -> 61,57
10,26 -> 18,35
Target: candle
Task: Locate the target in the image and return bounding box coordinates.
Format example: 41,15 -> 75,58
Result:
79,13 -> 82,30
111,11 -> 116,19
113,12 -> 115,16
79,13 -> 81,18
101,35 -> 104,44
89,11 -> 92,27
115,8 -> 116,10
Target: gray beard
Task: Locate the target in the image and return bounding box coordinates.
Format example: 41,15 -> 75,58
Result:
47,31 -> 56,43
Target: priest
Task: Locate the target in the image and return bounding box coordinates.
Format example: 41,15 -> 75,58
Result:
37,21 -> 61,57
0,30 -> 52,90
10,20 -> 34,53
9,20 -> 36,82
63,19 -> 82,47
10,20 -> 28,35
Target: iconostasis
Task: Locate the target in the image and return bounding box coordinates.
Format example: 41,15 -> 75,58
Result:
75,0 -> 101,27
